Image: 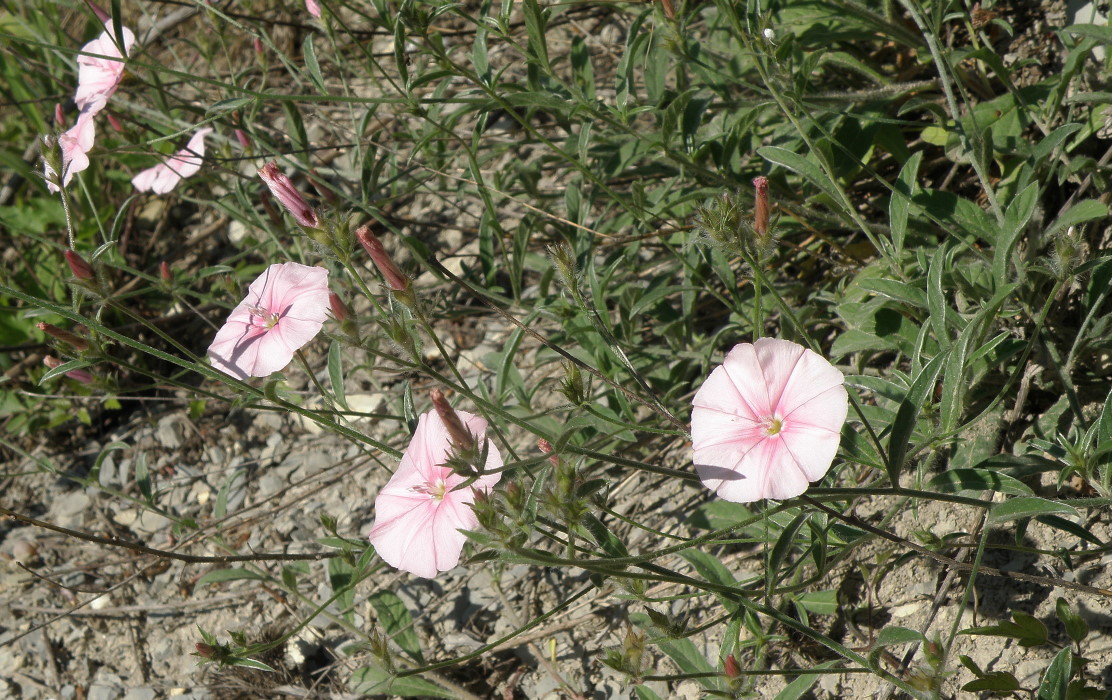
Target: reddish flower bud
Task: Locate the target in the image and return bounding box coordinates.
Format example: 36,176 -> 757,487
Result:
328,292 -> 348,321
257,162 -> 319,229
753,176 -> 769,239
257,163 -> 319,228
234,129 -> 251,150
194,642 -> 214,658
356,225 -> 409,292
537,438 -> 559,467
54,103 -> 65,126
659,0 -> 675,19
430,388 -> 475,451
37,322 -> 89,351
724,654 -> 742,680
105,112 -> 124,133
84,0 -> 110,22
43,356 -> 94,384
65,250 -> 95,280
160,261 -> 172,282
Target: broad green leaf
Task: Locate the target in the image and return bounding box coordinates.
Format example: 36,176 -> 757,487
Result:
1056,597 -> 1089,644
679,549 -> 738,613
631,612 -> 718,690
1036,647 -> 1072,700
793,590 -> 838,616
350,666 -> 455,698
758,146 -> 844,213
328,556 -> 356,624
963,611 -> 1047,647
773,661 -> 840,700
369,590 -> 424,663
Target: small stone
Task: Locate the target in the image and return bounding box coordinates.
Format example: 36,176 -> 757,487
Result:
49,490 -> 91,529
157,414 -> 187,449
122,688 -> 157,700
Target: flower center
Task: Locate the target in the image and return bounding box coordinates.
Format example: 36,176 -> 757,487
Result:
409,478 -> 448,501
763,416 -> 783,436
246,304 -> 281,329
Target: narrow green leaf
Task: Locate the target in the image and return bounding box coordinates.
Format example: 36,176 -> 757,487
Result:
758,146 -> 844,212
988,497 -> 1079,523
889,152 -> 922,253
927,246 -> 949,348
195,568 -> 269,587
328,341 -> 348,411
679,549 -> 738,613
886,350 -> 948,485
1047,199 -> 1108,236
994,182 -> 1039,286
926,468 -> 1034,495
766,512 -> 811,597
135,452 -> 153,505
328,556 -> 356,624
303,36 -> 326,94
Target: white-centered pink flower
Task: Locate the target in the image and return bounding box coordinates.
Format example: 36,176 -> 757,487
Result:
206,262 -> 330,379
132,127 -> 213,194
369,409 -> 502,578
691,338 -> 848,502
44,109 -> 97,193
74,20 -> 135,114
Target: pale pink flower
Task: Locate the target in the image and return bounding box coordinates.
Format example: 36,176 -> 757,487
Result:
206,262 -> 330,379
691,338 -> 848,502
305,0 -> 323,18
74,20 -> 135,114
44,109 -> 96,193
132,127 -> 213,194
369,409 -> 503,578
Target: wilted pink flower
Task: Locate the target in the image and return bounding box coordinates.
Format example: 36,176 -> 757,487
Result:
74,19 -> 135,114
206,262 -> 330,379
306,0 -> 323,18
369,409 -> 503,578
132,127 -> 213,194
44,109 -> 96,193
257,162 -> 320,229
691,338 -> 848,502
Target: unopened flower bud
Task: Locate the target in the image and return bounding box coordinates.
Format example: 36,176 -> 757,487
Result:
253,37 -> 263,54
54,103 -> 65,126
234,129 -> 251,150
430,388 -> 475,451
65,250 -> 95,280
257,162 -> 320,229
194,642 -> 214,658
85,0 -> 110,22
37,322 -> 89,351
659,0 -> 674,19
43,356 -> 94,384
356,225 -> 410,293
160,261 -> 172,282
105,112 -> 124,133
328,292 -> 349,321
537,438 -> 559,466
753,176 -> 769,239
725,654 -> 742,679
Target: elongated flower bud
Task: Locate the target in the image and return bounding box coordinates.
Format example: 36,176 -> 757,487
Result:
106,112 -> 124,133
328,292 -> 348,321
65,250 -> 95,280
537,438 -> 559,467
85,0 -> 110,22
234,129 -> 251,150
430,388 -> 474,451
37,322 -> 89,351
43,356 -> 94,384
356,225 -> 410,292
753,176 -> 769,239
160,261 -> 172,282
257,162 -> 320,229
54,103 -> 65,126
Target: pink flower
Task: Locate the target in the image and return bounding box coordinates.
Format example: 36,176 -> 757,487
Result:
206,262 -> 330,379
74,20 -> 135,114
305,0 -> 323,18
369,409 -> 503,578
132,127 -> 213,194
44,109 -> 96,193
257,162 -> 320,229
691,338 -> 848,502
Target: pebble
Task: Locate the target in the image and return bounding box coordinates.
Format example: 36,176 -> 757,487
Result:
156,414 -> 187,449
49,490 -> 91,529
112,509 -> 171,536
122,688 -> 157,700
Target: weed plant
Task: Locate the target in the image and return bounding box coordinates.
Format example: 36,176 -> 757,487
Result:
3,0 -> 1112,697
